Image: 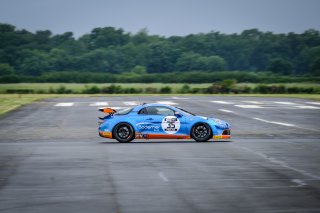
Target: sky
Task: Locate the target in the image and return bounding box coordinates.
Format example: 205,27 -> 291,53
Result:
0,0 -> 319,37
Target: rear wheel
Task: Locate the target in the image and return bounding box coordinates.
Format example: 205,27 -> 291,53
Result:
191,123 -> 212,142
113,123 -> 135,143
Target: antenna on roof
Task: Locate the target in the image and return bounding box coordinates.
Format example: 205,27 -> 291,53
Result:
137,96 -> 143,105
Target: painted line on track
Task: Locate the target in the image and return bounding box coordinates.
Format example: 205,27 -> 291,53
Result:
242,101 -> 264,104
235,105 -> 264,109
218,109 -> 234,113
306,102 -> 320,105
172,96 -> 189,100
236,145 -> 320,181
157,101 -> 178,105
123,101 -> 138,106
98,106 -> 124,110
89,102 -> 108,106
158,172 -> 169,182
210,101 -> 234,104
253,117 -> 295,127
295,105 -> 320,109
274,101 -> 295,105
291,179 -> 307,187
55,102 -> 74,107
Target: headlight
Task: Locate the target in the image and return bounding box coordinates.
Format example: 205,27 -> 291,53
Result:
214,119 -> 223,124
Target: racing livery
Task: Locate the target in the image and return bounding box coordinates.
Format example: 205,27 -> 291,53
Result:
98,103 -> 231,142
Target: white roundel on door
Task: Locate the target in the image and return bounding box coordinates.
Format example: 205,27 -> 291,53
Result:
161,116 -> 180,134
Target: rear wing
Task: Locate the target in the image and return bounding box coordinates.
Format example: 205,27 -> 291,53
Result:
99,107 -> 117,114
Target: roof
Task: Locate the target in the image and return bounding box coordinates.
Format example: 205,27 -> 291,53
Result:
132,103 -> 176,111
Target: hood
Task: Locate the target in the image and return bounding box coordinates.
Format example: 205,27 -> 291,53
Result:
212,117 -> 230,129
196,116 -> 230,129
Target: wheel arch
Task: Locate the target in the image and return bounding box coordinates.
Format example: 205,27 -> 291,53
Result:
190,122 -> 213,138
111,122 -> 135,139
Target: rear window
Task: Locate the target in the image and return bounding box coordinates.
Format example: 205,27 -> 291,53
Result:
115,107 -> 133,115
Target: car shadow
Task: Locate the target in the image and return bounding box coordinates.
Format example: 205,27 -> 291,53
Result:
98,140 -> 232,144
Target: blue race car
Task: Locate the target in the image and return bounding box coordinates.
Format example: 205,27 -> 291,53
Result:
98,103 -> 231,142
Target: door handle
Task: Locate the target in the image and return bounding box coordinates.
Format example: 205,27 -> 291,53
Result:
146,118 -> 153,120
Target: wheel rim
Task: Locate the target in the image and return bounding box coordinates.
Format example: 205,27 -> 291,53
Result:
117,126 -> 130,139
194,125 -> 209,138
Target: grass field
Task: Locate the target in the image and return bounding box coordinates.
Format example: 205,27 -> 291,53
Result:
1,93 -> 320,117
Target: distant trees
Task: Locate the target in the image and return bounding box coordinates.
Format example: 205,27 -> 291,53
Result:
267,59 -> 292,75
1,22 -> 320,82
0,63 -> 15,75
175,53 -> 227,71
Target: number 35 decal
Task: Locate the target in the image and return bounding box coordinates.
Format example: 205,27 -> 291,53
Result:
161,116 -> 180,134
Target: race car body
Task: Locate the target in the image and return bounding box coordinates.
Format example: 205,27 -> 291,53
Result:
98,103 -> 231,142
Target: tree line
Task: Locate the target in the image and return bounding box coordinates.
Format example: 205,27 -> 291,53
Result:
0,23 -> 320,82
4,83 -> 319,95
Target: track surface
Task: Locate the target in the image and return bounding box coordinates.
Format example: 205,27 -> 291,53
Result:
0,96 -> 320,213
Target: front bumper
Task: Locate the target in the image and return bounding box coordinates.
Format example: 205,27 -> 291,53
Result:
213,129 -> 231,140
213,135 -> 231,139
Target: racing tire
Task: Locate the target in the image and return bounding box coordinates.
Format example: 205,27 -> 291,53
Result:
113,123 -> 135,143
191,123 -> 212,142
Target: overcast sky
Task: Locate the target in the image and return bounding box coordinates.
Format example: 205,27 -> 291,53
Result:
0,0 -> 319,37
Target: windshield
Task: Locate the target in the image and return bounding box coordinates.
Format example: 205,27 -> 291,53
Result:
115,107 -> 133,115
176,107 -> 195,116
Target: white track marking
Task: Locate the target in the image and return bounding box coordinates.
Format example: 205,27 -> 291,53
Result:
242,101 -> 264,104
172,96 -> 189,100
235,105 -> 264,109
237,145 -> 320,181
306,102 -> 320,105
274,101 -> 295,105
291,179 -> 307,187
157,101 -> 178,105
55,103 -> 74,107
112,107 -> 125,110
253,117 -> 295,127
123,101 -> 138,106
89,102 -> 108,106
210,101 -> 234,104
158,172 -> 169,182
218,109 -> 234,113
98,106 -> 124,110
295,105 -> 320,109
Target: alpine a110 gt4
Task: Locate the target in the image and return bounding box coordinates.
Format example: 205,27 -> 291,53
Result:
98,103 -> 231,142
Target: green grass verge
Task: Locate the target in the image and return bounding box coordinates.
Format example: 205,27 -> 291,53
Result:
0,83 -> 212,93
0,94 -> 95,116
1,93 -> 320,117
1,83 -> 320,94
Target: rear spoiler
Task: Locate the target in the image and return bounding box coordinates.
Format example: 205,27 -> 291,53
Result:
99,107 -> 117,114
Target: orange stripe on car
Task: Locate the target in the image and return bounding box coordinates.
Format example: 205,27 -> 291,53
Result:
135,133 -> 190,139
213,135 -> 231,139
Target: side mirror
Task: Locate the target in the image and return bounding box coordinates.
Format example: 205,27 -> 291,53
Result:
174,111 -> 182,117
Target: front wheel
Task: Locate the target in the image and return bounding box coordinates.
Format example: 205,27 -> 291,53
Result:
113,123 -> 135,143
191,123 -> 212,142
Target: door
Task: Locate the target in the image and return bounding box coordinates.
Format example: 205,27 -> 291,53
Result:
143,106 -> 186,138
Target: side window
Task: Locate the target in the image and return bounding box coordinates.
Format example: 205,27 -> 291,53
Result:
146,106 -> 174,116
138,107 -> 148,115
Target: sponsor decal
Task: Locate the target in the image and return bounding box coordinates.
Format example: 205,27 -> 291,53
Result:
161,116 -> 180,134
137,123 -> 160,131
136,133 -> 148,139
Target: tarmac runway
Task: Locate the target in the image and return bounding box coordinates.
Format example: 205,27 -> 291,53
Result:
0,96 -> 320,213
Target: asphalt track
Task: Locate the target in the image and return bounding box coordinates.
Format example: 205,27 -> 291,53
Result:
0,96 -> 320,213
